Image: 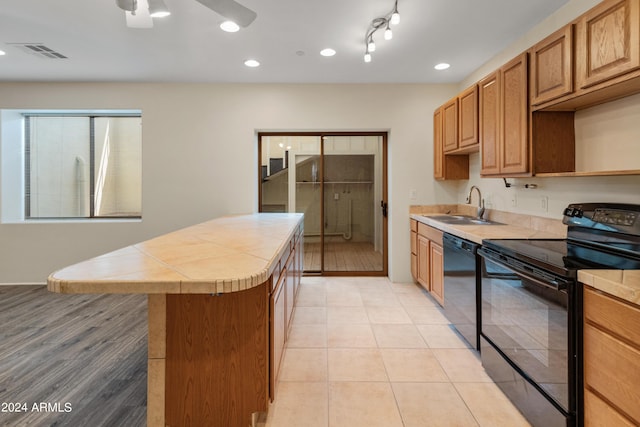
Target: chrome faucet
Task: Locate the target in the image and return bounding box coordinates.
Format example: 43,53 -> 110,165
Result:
466,185 -> 485,219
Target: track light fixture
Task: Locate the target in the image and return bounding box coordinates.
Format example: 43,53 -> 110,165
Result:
363,0 -> 400,63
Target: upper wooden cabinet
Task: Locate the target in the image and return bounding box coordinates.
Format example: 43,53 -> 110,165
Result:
433,106 -> 469,180
442,86 -> 479,154
459,85 -> 479,149
531,25 -> 574,106
479,72 -> 501,175
480,54 -> 530,177
576,0 -> 640,89
442,98 -> 459,152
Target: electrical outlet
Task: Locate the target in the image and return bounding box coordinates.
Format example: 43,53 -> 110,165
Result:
510,194 -> 517,207
409,189 -> 417,200
485,196 -> 493,208
334,193 -> 340,200
541,196 -> 548,212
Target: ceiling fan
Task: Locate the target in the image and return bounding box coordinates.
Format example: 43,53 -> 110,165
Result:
115,0 -> 257,29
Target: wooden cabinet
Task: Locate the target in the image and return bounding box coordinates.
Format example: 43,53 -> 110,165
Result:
271,271 -> 286,391
414,222 -> 444,306
429,241 -> 444,305
440,85 -> 479,154
531,25 -> 574,105
458,85 -> 479,149
501,54 -> 529,175
416,234 -> 430,289
442,98 -> 459,152
270,229 -> 303,401
576,0 -> 640,89
285,249 -> 295,333
479,71 -> 501,175
410,219 -> 418,280
434,106 -> 469,181
480,53 -> 529,176
583,286 -> 640,425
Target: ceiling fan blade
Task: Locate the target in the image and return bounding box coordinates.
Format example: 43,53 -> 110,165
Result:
194,0 -> 257,27
124,0 -> 153,28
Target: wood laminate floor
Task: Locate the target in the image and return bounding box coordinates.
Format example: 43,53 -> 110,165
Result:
304,242 -> 383,272
0,286 -> 147,427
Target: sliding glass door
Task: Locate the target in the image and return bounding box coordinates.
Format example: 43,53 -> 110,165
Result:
259,133 -> 387,275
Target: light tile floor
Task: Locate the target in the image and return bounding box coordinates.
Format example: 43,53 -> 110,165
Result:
266,276 -> 531,427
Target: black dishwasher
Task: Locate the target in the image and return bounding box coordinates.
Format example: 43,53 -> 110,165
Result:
442,233 -> 480,350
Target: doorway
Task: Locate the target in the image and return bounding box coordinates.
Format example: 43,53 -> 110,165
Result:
258,132 -> 387,275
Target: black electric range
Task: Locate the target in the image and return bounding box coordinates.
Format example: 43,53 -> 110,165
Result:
478,203 -> 640,427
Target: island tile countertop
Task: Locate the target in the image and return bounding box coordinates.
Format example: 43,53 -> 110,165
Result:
579,270 -> 640,305
48,213 -> 303,295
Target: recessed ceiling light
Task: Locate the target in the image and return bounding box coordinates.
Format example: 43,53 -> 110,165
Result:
0,50 -> 5,56
320,48 -> 336,57
434,63 -> 450,70
220,21 -> 240,32
244,59 -> 260,67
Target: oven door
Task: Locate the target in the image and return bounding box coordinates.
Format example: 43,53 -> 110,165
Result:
479,247 -> 575,419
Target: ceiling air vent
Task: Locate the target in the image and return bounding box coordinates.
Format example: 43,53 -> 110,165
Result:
8,43 -> 68,59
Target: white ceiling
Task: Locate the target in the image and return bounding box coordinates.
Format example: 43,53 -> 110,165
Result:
0,0 -> 569,84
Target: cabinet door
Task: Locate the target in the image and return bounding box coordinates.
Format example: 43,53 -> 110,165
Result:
429,242 -> 444,306
577,0 -> 640,89
285,252 -> 295,333
500,53 -> 529,175
417,235 -> 430,291
479,71 -> 501,175
531,25 -> 574,105
433,108 -> 444,180
271,273 -> 286,396
442,98 -> 459,152
458,85 -> 479,148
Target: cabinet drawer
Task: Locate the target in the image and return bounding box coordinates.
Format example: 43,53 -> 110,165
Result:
584,388 -> 635,427
584,286 -> 640,345
410,219 -> 417,232
417,222 -> 443,245
584,322 -> 640,423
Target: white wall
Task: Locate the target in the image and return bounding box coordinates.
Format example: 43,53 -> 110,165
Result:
0,82 -> 458,284
456,0 -> 640,218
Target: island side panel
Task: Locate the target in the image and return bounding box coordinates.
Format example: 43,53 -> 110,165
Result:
165,283 -> 269,427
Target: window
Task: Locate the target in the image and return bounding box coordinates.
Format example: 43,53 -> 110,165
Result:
24,114 -> 142,219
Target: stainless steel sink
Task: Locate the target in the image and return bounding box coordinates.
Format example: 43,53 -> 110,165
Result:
423,215 -> 503,225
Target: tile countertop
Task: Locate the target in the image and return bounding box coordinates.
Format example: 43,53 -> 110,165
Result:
579,270 -> 640,306
409,204 -> 567,244
48,213 -> 304,295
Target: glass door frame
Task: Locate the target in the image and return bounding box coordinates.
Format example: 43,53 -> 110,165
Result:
258,131 -> 388,276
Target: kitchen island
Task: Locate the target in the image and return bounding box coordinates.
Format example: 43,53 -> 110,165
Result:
48,213 -> 304,427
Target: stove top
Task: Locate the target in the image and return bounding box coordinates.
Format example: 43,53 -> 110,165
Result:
482,238 -> 640,278
482,203 -> 640,279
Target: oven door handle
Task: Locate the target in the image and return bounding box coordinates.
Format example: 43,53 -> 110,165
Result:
512,267 -> 568,291
479,248 -> 569,291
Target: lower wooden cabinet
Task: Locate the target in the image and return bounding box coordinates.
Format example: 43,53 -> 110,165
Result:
270,227 -> 303,401
412,220 -> 444,307
271,272 -> 286,390
410,220 -> 418,280
583,286 -> 640,425
429,242 -> 444,305
417,234 -> 430,289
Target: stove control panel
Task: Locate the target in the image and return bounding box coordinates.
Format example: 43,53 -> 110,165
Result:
593,209 -> 638,226
564,207 -> 583,218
